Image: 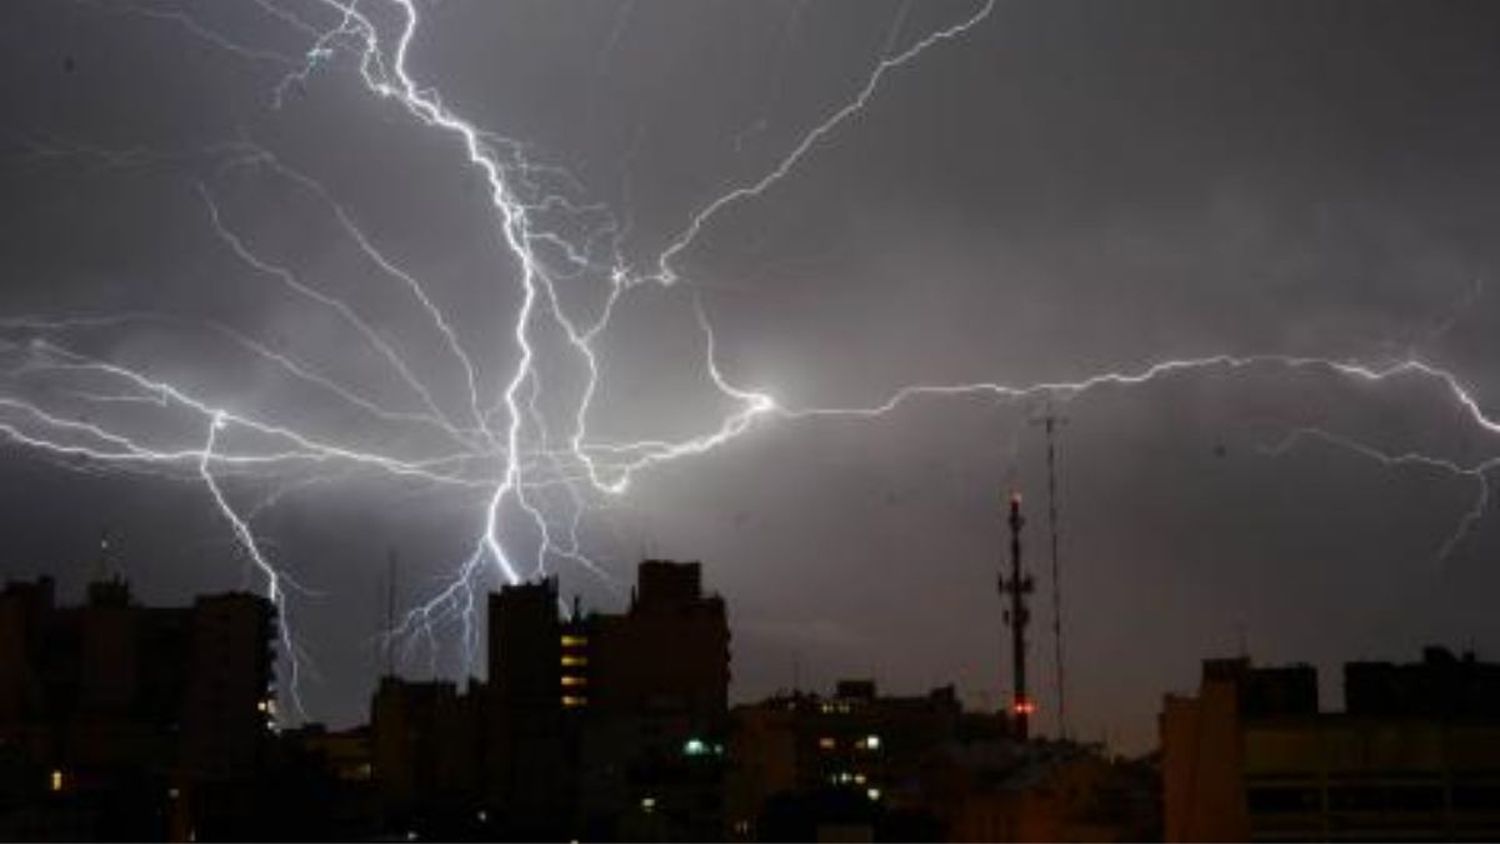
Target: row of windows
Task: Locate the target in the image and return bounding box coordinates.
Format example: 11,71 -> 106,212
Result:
1250,784 -> 1500,814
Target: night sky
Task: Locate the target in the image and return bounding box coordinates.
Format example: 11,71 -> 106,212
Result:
4,0 -> 1500,752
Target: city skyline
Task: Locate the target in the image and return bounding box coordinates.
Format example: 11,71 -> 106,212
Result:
4,0 -> 1500,757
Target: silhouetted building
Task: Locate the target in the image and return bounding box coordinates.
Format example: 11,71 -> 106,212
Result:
482,560 -> 731,840
0,576 -> 274,840
728,680 -> 965,840
574,560 -> 731,841
918,740 -> 1160,842
268,724 -> 379,839
1163,647 -> 1500,841
728,680 -> 1154,841
371,676 -> 485,837
486,577 -> 569,837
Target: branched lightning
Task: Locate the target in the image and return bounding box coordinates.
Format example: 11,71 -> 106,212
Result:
6,0 -> 1499,721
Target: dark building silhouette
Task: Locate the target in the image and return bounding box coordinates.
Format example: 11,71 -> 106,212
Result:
486,577 -> 569,836
1163,647 -> 1500,841
273,723 -> 378,839
571,560 -> 731,840
0,576 -> 274,840
1344,645 -> 1500,718
727,679 -> 1155,842
371,677 -> 485,836
727,680 -> 967,840
482,559 -> 731,840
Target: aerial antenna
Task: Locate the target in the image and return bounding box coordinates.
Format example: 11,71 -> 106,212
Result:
91,527 -> 113,584
384,549 -> 398,678
1001,491 -> 1035,739
1032,405 -> 1069,740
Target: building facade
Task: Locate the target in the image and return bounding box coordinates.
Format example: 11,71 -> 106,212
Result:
482,559 -> 731,840
0,576 -> 275,839
1163,648 -> 1500,841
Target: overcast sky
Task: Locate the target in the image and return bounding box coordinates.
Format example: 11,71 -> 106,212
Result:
4,0 -> 1500,751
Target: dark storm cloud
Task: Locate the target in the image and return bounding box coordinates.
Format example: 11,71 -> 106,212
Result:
4,0 -> 1500,749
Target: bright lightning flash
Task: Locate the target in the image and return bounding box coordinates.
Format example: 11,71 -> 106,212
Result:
3,0 -> 1497,721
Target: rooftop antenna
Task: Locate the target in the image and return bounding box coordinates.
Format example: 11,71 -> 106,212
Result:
91,528 -> 113,584
384,549 -> 397,678
1032,405 -> 1069,740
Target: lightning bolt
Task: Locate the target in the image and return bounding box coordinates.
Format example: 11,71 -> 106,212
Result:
7,0 -> 1499,723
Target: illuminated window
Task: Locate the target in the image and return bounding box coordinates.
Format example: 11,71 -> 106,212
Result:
561,655 -> 588,667
49,770 -> 64,793
641,797 -> 657,813
862,734 -> 881,751
684,738 -> 708,756
866,787 -> 881,802
561,675 -> 587,687
562,695 -> 588,708
818,736 -> 836,751
560,634 -> 588,648
854,773 -> 867,785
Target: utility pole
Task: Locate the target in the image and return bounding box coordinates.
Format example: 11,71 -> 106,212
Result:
1001,492 -> 1035,739
1033,408 -> 1069,740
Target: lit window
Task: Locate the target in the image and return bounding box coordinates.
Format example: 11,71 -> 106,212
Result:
561,655 -> 588,667
854,773 -> 867,785
562,695 -> 588,708
561,635 -> 588,647
684,738 -> 708,756
50,770 -> 64,793
863,734 -> 881,751
818,736 -> 836,751
866,788 -> 881,802
641,797 -> 657,813
560,675 -> 587,687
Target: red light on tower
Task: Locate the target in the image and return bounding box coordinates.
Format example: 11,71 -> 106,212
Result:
1012,697 -> 1037,716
